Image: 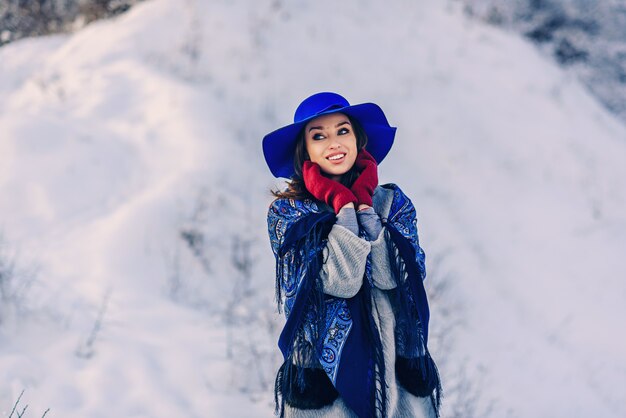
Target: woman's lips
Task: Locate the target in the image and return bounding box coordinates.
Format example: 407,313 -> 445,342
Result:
326,153 -> 346,164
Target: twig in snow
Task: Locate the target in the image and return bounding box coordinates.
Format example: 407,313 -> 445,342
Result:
8,389 -> 25,418
7,389 -> 50,418
76,287 -> 112,359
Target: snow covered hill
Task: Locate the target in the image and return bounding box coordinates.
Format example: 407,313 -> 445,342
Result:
1,0 -> 625,416
459,0 -> 626,124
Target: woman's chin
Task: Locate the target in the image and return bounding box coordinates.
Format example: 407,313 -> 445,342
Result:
321,167 -> 350,179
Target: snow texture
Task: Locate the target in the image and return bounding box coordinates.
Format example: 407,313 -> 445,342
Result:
1,0 -> 625,417
460,0 -> 626,123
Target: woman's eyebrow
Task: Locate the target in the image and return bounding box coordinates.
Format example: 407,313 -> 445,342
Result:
308,120 -> 351,132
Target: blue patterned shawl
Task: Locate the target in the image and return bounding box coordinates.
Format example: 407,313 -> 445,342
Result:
267,183 -> 441,418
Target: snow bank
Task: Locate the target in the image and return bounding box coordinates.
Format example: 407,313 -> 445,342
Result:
1,0 -> 625,416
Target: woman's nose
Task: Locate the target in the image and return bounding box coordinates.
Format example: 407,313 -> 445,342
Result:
328,137 -> 341,149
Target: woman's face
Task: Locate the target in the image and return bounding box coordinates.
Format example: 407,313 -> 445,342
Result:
304,113 -> 358,181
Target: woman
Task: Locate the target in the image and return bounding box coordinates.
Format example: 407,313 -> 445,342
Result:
263,92 -> 442,418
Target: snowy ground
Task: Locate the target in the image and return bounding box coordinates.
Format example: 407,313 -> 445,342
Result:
1,0 -> 625,417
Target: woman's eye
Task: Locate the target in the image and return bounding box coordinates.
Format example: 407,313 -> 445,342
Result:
338,127 -> 350,135
312,133 -> 325,140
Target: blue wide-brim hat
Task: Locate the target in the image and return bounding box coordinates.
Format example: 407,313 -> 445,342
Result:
262,92 -> 397,179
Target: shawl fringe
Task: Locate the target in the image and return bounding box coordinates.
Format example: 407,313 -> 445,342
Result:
271,190 -> 443,417
274,212 -> 335,417
383,221 -> 443,417
355,279 -> 388,418
274,209 -> 388,418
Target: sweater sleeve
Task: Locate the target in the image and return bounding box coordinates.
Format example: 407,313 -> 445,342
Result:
368,228 -> 396,290
268,198 -> 371,299
357,206 -> 396,290
356,207 -> 382,240
336,206 -> 359,235
320,223 -> 371,298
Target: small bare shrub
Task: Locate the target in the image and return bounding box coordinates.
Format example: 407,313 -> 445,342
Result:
7,389 -> 50,418
75,288 -> 112,359
0,234 -> 38,327
172,187 -> 278,398
426,249 -> 496,418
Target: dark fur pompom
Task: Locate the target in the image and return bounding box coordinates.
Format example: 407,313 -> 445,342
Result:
277,362 -> 339,411
395,356 -> 438,397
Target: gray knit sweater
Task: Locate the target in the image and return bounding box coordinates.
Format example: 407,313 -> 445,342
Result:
285,186 -> 436,418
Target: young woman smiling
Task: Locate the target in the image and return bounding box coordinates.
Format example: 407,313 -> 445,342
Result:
263,92 -> 442,418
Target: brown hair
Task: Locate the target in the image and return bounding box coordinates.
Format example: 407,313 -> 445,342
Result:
271,114 -> 369,201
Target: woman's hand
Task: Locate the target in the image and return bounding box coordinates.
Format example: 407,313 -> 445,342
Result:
302,160 -> 358,213
351,149 -> 378,208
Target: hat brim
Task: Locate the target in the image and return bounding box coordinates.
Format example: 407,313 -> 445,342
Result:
262,102 -> 396,179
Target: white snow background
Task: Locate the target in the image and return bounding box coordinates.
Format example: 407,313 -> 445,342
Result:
1,0 -> 625,417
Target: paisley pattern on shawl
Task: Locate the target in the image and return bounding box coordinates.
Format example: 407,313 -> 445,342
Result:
386,185 -> 427,281
267,184 -> 441,417
383,184 -> 430,343
267,198 -> 352,383
381,184 -> 442,414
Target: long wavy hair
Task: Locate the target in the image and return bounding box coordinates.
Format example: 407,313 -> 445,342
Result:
271,114 -> 369,201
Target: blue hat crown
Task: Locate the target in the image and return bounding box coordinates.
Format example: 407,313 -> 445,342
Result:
294,92 -> 351,123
